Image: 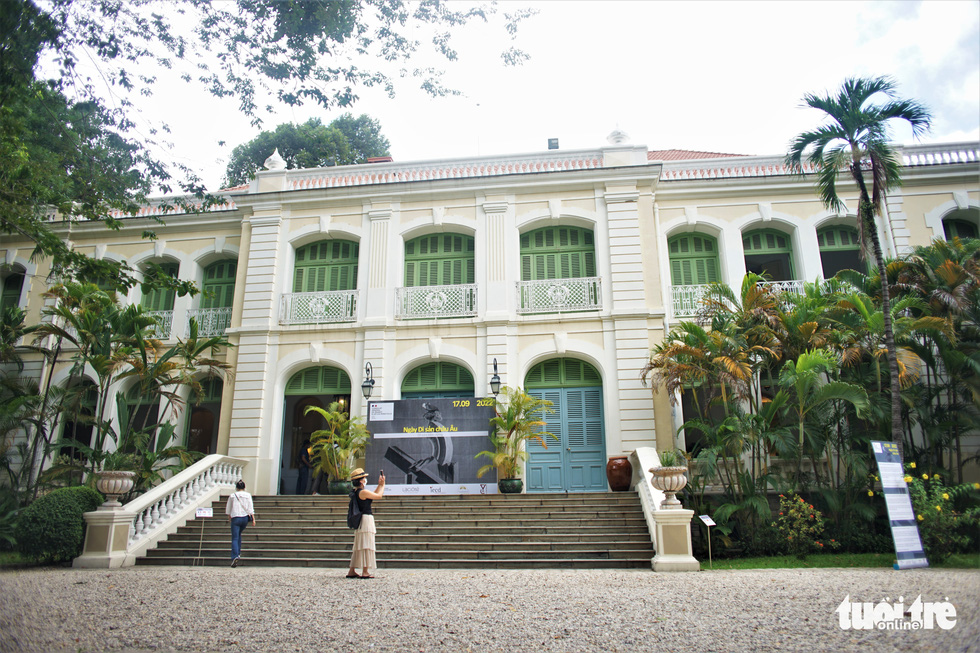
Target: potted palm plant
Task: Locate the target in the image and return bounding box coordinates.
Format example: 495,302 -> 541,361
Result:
305,402 -> 371,494
475,386 -> 556,494
649,448 -> 689,509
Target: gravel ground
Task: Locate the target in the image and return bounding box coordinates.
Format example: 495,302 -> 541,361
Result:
0,566 -> 977,652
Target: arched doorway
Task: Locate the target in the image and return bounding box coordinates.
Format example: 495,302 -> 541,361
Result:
281,366 -> 352,495
525,358 -> 606,492
185,377 -> 223,455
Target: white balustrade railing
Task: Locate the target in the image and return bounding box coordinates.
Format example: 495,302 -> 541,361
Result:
670,280 -> 810,318
145,310 -> 174,339
122,454 -> 246,558
395,284 -> 478,319
670,284 -> 710,318
186,307 -> 233,337
759,279 -> 806,295
516,277 -> 602,314
280,290 -> 358,324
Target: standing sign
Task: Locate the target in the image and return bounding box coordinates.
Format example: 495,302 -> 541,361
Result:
871,441 -> 929,569
365,398 -> 497,495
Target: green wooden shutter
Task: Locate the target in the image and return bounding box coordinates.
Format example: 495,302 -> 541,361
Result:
404,234 -> 474,287
401,362 -> 475,394
667,234 -> 719,285
520,226 -> 596,281
293,241 -> 359,293
285,366 -> 352,395
140,263 -> 178,311
201,260 -> 237,309
1,270 -> 24,311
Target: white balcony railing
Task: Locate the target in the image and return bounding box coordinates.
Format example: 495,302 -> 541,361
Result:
395,284 -> 478,319
145,310 -> 173,339
185,307 -> 233,337
671,285 -> 710,318
517,277 -> 602,314
280,290 -> 358,325
671,280 -> 809,318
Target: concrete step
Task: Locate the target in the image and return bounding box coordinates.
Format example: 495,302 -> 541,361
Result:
136,491 -> 654,570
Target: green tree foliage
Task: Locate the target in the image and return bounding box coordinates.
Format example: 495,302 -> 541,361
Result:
223,114 -> 391,187
1,0 -> 531,288
786,76 -> 932,457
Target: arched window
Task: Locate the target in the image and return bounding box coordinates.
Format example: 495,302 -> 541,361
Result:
140,262 -> 179,312
944,218 -> 978,241
201,260 -> 237,309
520,226 -> 596,280
404,234 -> 474,287
742,229 -> 794,281
817,225 -> 862,278
0,266 -> 25,311
293,240 -> 359,292
667,233 -> 720,286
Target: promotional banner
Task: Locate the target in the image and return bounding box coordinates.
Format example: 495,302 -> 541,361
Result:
871,440 -> 929,569
365,398 -> 497,495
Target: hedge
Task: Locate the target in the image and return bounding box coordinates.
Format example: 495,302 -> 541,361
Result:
15,486 -> 104,564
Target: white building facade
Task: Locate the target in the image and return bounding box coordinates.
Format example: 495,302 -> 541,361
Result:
3,137 -> 978,493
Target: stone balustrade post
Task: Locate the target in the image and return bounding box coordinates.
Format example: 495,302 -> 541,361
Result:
73,508 -> 137,569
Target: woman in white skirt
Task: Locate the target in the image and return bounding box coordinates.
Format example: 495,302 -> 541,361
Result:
346,468 -> 384,579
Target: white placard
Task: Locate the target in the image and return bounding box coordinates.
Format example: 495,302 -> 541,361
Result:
369,402 -> 394,421
195,507 -> 213,518
699,515 -> 716,526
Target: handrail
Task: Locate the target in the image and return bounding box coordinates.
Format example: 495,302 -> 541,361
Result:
629,447 -> 669,551
122,454 -> 246,560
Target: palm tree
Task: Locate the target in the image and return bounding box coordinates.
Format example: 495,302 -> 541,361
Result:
786,76 -> 932,457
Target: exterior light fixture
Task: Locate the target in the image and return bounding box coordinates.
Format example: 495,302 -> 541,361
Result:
361,362 -> 375,399
489,358 -> 501,396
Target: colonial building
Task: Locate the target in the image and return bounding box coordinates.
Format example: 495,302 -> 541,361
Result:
3,134 -> 978,494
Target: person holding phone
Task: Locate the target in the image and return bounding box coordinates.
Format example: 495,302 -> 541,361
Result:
346,468 -> 385,579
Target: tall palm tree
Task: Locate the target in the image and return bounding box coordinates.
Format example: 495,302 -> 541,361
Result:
786,76 -> 932,457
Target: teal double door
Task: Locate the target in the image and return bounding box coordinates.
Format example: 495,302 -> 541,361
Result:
525,359 -> 607,492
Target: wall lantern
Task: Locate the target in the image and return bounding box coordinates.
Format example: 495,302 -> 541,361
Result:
361,362 -> 375,400
489,358 -> 501,396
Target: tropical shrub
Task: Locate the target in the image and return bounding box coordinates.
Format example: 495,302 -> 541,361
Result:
14,486 -> 104,563
476,386 -> 556,480
904,465 -> 980,563
772,493 -> 838,559
306,402 -> 370,482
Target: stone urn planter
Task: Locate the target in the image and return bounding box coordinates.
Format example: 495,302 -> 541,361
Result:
649,466 -> 688,509
95,471 -> 137,509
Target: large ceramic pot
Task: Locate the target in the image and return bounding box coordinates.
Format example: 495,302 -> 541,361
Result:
649,466 -> 689,509
606,455 -> 632,491
95,470 -> 137,509
328,480 -> 353,495
498,479 -> 523,494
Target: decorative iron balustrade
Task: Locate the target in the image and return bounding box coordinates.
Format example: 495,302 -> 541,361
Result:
395,284 -> 478,319
671,280 -> 809,317
185,307 -> 233,337
671,285 -> 710,318
516,277 -> 602,314
280,290 -> 358,324
145,310 -> 173,339
759,279 -> 805,295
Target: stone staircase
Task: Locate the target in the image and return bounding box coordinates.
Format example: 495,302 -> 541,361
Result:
136,492 -> 655,569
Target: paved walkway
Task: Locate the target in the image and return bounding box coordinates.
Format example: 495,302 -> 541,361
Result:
1,566 -> 977,652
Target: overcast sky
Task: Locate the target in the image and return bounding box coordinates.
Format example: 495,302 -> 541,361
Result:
139,0 -> 980,190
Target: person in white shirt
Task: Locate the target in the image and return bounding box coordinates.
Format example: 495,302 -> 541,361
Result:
225,480 -> 255,567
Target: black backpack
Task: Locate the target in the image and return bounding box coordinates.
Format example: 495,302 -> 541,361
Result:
347,490 -> 363,529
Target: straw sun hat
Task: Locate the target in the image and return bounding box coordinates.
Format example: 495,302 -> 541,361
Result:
349,468 -> 369,481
